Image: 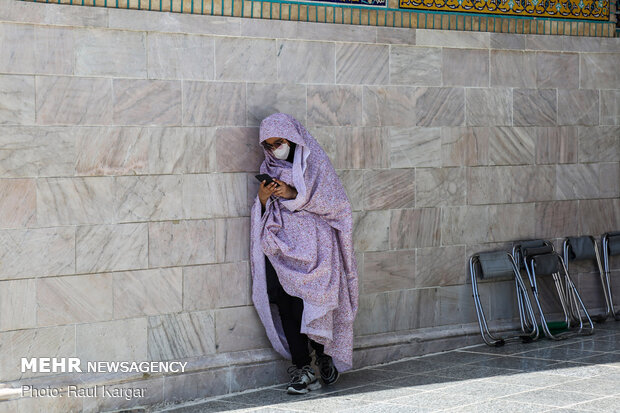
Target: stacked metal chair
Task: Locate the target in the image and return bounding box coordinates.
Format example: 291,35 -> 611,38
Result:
469,250 -> 539,347
563,236 -> 613,322
601,231 -> 620,320
513,239 -> 594,340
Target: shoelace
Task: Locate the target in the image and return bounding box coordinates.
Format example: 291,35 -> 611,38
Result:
286,365 -> 314,384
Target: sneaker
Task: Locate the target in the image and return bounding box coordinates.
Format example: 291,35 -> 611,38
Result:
315,354 -> 339,386
286,365 -> 321,394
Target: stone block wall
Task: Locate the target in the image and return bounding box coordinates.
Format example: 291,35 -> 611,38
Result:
0,0 -> 619,411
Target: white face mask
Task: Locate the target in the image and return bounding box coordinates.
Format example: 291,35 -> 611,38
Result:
272,142 -> 290,160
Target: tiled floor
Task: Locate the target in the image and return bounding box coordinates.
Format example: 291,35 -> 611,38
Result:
158,322 -> 620,412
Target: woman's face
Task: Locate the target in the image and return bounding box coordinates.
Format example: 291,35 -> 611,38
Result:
262,137 -> 288,152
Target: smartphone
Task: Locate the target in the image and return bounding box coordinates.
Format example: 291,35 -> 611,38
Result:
255,174 -> 278,186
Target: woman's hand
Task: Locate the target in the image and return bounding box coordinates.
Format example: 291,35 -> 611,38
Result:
272,178 -> 297,200
258,180 -> 278,206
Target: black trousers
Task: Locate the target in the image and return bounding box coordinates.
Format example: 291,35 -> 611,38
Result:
265,255 -> 324,368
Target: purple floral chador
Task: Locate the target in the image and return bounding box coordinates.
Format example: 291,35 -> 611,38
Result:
249,113 -> 359,372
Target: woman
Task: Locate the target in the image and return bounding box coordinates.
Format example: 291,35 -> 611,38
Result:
249,113 -> 359,395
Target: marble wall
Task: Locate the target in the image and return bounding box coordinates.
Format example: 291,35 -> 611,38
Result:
0,0 -> 619,410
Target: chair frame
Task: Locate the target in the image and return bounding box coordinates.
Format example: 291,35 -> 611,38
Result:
601,232 -> 620,321
513,240 -> 594,340
470,250 -> 539,347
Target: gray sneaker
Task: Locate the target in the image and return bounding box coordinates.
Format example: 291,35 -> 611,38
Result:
315,354 -> 339,385
286,365 -> 321,394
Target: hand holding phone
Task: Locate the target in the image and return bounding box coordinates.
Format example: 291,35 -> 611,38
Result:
255,174 -> 278,186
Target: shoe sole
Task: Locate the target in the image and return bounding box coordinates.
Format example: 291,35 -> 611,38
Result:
286,380 -> 321,395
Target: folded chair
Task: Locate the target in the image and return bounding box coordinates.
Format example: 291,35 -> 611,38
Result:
513,239 -> 594,340
563,236 -> 613,322
469,250 -> 539,347
602,231 -> 620,320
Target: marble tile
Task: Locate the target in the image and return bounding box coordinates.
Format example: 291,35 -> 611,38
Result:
113,267 -> 182,318
363,169 -> 415,210
556,163 -> 600,200
577,126 -> 620,163
277,39 -> 335,84
76,223 -> 148,273
416,87 -> 465,127
296,20 -> 377,43
503,388 -> 599,408
36,177 -> 116,226
557,89 -> 599,126
415,246 -> 467,287
148,220 -> 217,267
149,127 -> 216,174
534,200 -> 579,238
336,43 -> 389,85
313,126 -> 389,169
416,29 -> 489,48
535,126 -> 578,164
466,88 -> 512,126
214,217 -> 250,263
362,250 -> 415,294
214,306 -> 270,352
0,278 -> 36,331
442,48 -> 489,87
488,127 -> 536,165
76,318 -> 148,363
215,127 -> 263,172
183,173 -> 248,218
525,34 -> 563,51
390,46 -> 442,86
513,89 -> 557,126
600,90 -> 620,126
0,126 -> 76,177
390,208 -> 441,249
246,83 -> 306,126
353,210 -> 390,252
36,76 -> 113,125
0,75 -> 35,125
490,50 -> 536,88
441,127 -> 490,167
600,162 -> 620,198
182,81 -> 245,126
376,27 -> 416,45
183,262 -> 250,310
148,311 -> 215,361
0,22 -> 35,74
390,127 -> 441,168
580,53 -> 620,89
490,33 -> 526,50
37,273 -> 113,326
18,396 -> 82,413
163,368 -> 229,403
147,32 -> 214,80
83,377 -> 164,413
579,199 -> 620,235
536,52 -> 579,89
109,7 -> 240,36
215,37 -> 277,82
0,325 -> 75,381
0,178 -> 35,228
416,167 -> 466,207
76,126 -> 150,176
113,79 -> 182,126
468,165 -> 555,204
229,360 -> 289,394
307,85 -> 362,126
33,25 -> 74,75
362,86 -> 418,127
240,18 -> 297,38
337,170 -> 364,211
442,204 -> 535,245
437,284 -> 479,325
74,27 -> 146,77
0,227 -> 75,280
